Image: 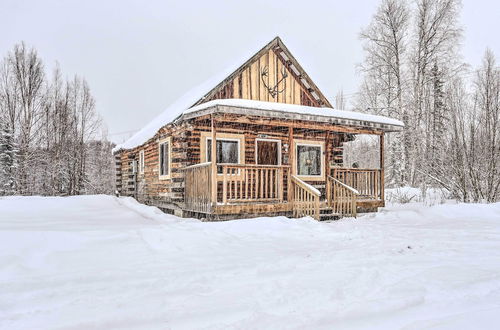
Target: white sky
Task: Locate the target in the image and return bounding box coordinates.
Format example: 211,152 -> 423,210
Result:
1,0 -> 498,143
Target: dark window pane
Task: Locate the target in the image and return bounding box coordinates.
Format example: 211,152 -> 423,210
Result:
207,139 -> 239,164
160,142 -> 169,176
207,139 -> 212,162
207,139 -> 239,173
160,144 -> 164,175
219,140 -> 238,163
297,145 -> 321,176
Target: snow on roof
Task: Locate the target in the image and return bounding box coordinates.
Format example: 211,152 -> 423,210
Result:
183,99 -> 405,128
112,37 -> 403,153
114,96 -> 403,153
113,38 -> 277,153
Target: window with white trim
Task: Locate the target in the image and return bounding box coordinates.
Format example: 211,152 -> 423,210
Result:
296,144 -> 322,177
159,137 -> 171,179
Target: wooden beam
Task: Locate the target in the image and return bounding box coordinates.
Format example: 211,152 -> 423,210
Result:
274,39 -> 333,108
380,133 -> 385,202
288,126 -> 294,202
188,113 -> 387,135
325,131 -> 331,177
212,113 -> 384,135
273,48 -> 321,108
211,116 -> 217,206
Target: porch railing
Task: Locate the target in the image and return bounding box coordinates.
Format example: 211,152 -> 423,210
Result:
183,163 -> 289,213
332,168 -> 383,200
184,164 -> 381,218
291,175 -> 320,220
327,176 -> 359,218
220,164 -> 288,203
183,162 -> 212,213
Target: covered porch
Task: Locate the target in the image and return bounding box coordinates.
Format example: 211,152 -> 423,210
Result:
183,163 -> 384,220
181,111 -> 387,220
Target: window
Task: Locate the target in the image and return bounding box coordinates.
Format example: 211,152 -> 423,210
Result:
159,137 -> 171,179
207,138 -> 240,173
296,142 -> 323,178
131,160 -> 137,174
138,150 -> 145,174
200,132 -> 245,171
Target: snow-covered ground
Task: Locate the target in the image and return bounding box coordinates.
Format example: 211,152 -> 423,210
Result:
1,195 -> 500,329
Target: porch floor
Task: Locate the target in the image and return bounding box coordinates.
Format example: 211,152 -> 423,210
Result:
212,198 -> 384,216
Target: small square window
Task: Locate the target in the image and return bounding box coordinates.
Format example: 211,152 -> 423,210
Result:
297,144 -> 322,176
207,138 -> 240,174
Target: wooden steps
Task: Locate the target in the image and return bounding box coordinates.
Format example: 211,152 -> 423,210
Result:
319,207 -> 340,221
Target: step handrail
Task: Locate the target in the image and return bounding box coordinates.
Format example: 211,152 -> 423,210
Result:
291,175 -> 320,220
327,175 -> 359,218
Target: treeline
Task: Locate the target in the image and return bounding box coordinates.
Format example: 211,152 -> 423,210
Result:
0,43 -> 114,196
355,0 -> 500,202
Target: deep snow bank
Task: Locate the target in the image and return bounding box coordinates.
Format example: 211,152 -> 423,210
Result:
1,195 -> 499,329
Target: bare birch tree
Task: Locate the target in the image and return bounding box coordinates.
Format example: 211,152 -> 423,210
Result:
5,43 -> 45,194
358,0 -> 409,185
409,0 -> 463,184
0,42 -> 113,196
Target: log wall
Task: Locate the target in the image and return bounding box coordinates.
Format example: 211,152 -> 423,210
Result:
114,116 -> 349,213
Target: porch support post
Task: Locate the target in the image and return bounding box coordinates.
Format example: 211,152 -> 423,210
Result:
379,133 -> 385,201
325,131 -> 331,206
325,131 -> 331,176
287,126 -> 294,203
211,115 -> 217,206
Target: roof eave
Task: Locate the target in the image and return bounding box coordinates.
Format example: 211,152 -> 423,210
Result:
179,104 -> 404,133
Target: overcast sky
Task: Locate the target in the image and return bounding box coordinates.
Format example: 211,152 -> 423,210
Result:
1,0 -> 499,143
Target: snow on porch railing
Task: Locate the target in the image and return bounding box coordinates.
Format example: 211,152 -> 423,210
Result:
332,168 -> 382,200
326,176 -> 359,218
291,175 -> 321,220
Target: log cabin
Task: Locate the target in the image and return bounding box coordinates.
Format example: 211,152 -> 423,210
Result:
113,37 -> 403,221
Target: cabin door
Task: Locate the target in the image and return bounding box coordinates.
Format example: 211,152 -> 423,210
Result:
256,139 -> 280,165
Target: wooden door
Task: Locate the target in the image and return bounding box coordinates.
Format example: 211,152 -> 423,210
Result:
256,140 -> 280,165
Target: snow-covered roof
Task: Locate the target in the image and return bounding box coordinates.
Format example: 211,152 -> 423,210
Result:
112,73 -> 227,152
182,99 -> 404,129
112,37 -> 403,153
113,37 -> 282,153
113,98 -> 403,153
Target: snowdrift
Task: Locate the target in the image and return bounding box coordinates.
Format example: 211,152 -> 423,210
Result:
1,195 -> 499,329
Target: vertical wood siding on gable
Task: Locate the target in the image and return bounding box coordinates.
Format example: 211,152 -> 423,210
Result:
206,50 -> 320,107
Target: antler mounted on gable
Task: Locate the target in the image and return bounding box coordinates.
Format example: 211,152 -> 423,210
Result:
261,66 -> 288,98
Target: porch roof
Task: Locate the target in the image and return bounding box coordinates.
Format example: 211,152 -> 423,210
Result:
181,99 -> 404,132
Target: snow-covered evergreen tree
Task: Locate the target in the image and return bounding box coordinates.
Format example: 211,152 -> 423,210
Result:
0,121 -> 17,195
